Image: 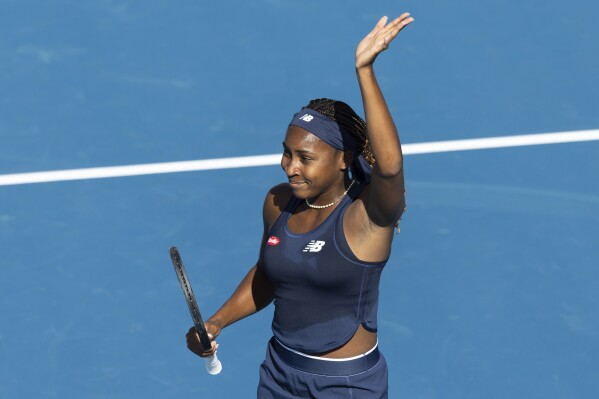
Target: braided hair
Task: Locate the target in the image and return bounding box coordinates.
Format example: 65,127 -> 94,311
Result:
304,98 -> 375,166
305,98 -> 404,232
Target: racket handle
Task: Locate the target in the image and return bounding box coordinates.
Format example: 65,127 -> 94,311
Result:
204,353 -> 222,375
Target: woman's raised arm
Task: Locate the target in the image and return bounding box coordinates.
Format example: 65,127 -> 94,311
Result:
356,14 -> 413,228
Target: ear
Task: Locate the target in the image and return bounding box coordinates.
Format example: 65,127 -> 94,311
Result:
339,150 -> 354,171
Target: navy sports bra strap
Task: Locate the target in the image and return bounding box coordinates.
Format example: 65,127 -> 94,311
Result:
283,195 -> 302,214
267,194 -> 301,236
346,180 -> 363,202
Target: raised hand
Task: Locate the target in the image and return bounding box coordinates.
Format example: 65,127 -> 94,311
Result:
356,13 -> 414,69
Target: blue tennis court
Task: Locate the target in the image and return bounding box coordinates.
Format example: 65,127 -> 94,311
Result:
1,1 -> 598,398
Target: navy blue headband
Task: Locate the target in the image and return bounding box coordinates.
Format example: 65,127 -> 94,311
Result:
289,107 -> 372,184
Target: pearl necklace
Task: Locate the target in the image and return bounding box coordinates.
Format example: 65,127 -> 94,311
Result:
305,179 -> 356,209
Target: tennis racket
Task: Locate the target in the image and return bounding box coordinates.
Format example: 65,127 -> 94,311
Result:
169,246 -> 222,375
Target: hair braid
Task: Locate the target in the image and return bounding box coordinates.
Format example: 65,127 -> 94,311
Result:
304,98 -> 404,232
304,98 -> 375,166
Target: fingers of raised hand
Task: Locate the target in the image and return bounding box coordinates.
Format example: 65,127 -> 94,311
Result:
379,13 -> 414,48
368,15 -> 388,37
356,13 -> 413,67
390,13 -> 414,35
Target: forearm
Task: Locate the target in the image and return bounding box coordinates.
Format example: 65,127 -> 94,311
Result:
207,264 -> 275,330
356,63 -> 407,227
356,65 -> 403,177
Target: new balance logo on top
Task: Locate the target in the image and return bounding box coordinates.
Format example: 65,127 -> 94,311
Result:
299,114 -> 314,122
303,240 -> 325,253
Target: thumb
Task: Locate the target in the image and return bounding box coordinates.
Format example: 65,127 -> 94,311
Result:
205,321 -> 221,340
366,16 -> 388,37
369,16 -> 388,36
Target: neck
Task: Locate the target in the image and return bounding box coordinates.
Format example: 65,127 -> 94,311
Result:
305,178 -> 355,210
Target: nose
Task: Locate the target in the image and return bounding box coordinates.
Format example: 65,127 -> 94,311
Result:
281,155 -> 299,176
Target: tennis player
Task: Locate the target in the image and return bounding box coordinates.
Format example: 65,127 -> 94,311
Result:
186,13 -> 413,398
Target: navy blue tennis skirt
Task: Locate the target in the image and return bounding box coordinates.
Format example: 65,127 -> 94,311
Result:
257,337 -> 388,398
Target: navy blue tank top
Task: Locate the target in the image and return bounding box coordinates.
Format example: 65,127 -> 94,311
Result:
261,183 -> 387,354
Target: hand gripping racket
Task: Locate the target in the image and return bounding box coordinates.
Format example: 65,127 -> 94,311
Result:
169,247 -> 222,375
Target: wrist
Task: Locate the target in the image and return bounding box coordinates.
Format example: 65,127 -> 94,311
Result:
356,65 -> 377,86
207,316 -> 224,332
356,64 -> 375,78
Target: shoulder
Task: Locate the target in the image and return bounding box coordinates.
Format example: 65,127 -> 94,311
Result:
262,183 -> 293,230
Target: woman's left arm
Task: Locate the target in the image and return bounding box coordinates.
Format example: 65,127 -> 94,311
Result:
356,13 -> 414,228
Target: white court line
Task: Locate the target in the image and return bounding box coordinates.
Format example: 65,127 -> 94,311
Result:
1,129 -> 598,187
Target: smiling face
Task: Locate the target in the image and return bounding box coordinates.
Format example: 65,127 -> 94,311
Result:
281,125 -> 351,203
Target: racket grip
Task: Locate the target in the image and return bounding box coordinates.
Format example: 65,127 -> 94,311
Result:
204,353 -> 222,375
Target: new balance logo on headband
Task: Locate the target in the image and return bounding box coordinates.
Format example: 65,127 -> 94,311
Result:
299,114 -> 314,122
303,240 -> 325,253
